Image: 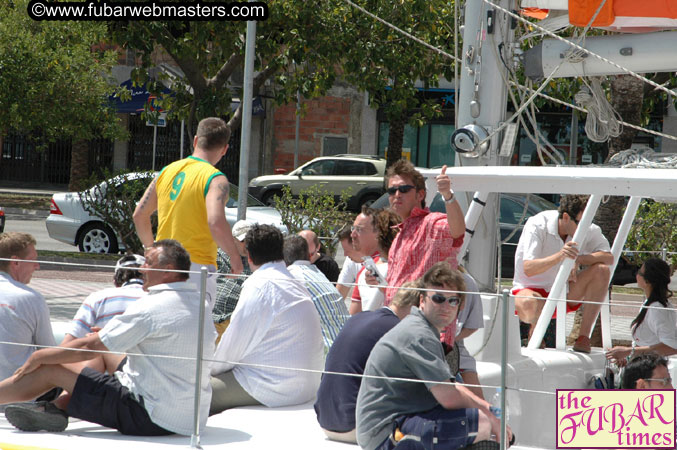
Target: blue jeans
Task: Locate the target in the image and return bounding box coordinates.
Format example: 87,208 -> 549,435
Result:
376,406 -> 479,450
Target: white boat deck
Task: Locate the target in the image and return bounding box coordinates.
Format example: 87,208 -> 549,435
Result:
0,411 -> 532,450
0,403 -> 350,450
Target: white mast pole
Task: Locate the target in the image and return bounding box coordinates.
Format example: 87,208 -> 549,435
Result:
453,0 -> 515,289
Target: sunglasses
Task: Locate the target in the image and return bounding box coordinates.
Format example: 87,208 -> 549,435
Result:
351,225 -> 371,234
645,377 -> 672,387
428,293 -> 461,306
386,185 -> 416,195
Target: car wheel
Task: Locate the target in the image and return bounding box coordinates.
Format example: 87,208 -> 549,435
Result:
77,223 -> 119,254
359,194 -> 380,209
261,190 -> 281,207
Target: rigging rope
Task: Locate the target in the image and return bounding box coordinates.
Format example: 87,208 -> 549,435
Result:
338,0 -> 677,148
574,78 -> 622,143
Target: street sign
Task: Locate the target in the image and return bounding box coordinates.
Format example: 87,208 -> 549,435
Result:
146,112 -> 167,127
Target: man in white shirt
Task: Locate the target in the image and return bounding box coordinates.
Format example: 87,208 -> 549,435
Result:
512,195 -> 613,353
0,232 -> 55,381
1,240 -> 215,436
210,224 -> 324,415
284,234 -> 349,352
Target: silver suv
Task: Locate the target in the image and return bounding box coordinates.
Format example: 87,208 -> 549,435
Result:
248,155 -> 386,211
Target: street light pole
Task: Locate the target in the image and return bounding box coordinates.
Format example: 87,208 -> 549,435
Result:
237,8 -> 257,221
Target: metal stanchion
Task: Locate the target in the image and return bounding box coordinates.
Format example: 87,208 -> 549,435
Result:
500,289 -> 509,450
190,267 -> 208,448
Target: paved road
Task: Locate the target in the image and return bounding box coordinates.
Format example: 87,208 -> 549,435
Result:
4,215 -> 75,252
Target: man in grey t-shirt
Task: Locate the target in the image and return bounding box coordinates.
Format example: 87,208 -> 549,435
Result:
356,262 -> 512,450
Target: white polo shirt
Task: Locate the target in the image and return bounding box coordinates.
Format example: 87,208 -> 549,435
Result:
99,281 -> 216,436
513,210 -> 610,291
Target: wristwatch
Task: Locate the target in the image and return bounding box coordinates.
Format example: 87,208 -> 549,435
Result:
442,191 -> 456,204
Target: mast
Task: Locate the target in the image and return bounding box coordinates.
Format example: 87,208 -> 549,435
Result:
452,0 -> 516,288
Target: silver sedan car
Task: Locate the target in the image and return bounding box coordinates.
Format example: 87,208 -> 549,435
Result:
46,172 -> 286,253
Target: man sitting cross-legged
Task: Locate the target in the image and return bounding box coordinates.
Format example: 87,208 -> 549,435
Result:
1,240 -> 216,436
210,224 -> 324,415
512,194 -> 613,352
356,262 -> 512,450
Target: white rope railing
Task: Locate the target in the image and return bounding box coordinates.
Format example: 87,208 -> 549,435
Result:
0,340 -> 556,395
5,257 -> 674,447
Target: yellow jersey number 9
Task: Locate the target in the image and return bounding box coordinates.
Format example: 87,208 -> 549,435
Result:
169,172 -> 186,201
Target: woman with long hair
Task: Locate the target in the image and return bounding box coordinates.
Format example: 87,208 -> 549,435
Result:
606,258 -> 677,366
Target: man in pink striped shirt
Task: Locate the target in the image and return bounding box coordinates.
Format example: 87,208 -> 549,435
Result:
384,160 -> 465,345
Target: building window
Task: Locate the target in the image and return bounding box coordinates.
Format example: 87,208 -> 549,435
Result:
378,122 -> 457,168
322,136 -> 348,156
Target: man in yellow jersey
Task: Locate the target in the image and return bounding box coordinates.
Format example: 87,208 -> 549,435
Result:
133,117 -> 243,309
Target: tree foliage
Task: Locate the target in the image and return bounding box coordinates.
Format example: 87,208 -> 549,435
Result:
109,0 -> 457,160
334,0 -> 456,164
273,185 -> 354,256
628,200 -> 677,271
110,0 -> 344,137
0,0 -> 121,142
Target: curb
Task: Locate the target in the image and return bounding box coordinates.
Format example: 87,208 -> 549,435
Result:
4,207 -> 49,218
38,255 -> 116,272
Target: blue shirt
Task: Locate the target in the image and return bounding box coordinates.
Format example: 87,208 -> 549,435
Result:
314,307 -> 399,432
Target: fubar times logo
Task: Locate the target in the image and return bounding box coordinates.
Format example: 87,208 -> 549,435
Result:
556,389 -> 675,449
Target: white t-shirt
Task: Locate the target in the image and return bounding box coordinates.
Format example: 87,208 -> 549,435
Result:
351,261 -> 389,312
337,258 -> 361,286
99,281 -> 216,436
0,272 -> 55,380
632,302 -> 677,349
212,261 -> 324,407
456,273 -> 484,371
513,210 -> 610,291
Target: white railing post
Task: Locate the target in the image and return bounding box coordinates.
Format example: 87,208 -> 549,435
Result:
500,289 -> 509,450
191,266 -> 208,448
599,196 -> 642,348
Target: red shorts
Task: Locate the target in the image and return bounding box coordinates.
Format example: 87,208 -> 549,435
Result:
511,287 -> 582,319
